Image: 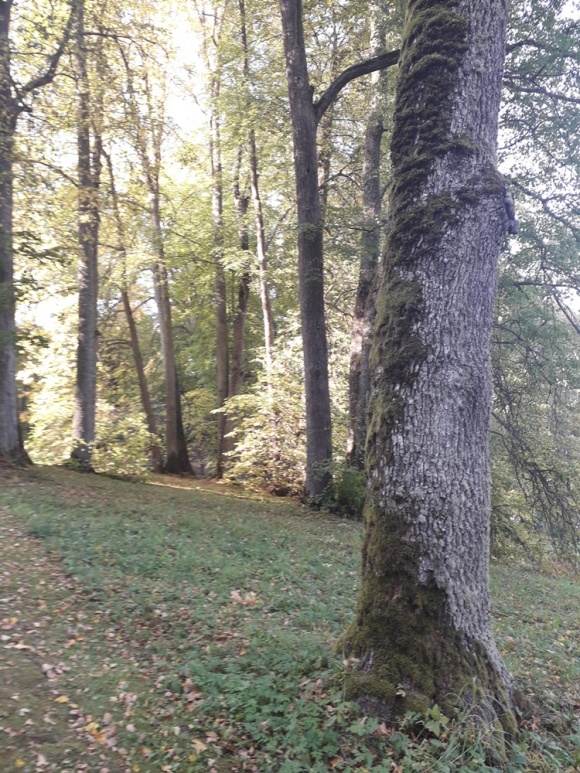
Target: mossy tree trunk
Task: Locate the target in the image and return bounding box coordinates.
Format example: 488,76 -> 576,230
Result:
344,0 -> 516,730
347,3 -> 388,470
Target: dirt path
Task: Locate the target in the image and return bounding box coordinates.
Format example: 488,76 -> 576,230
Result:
0,504 -> 130,773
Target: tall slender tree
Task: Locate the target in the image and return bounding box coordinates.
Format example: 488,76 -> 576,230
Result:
279,0 -> 398,498
104,148 -> 163,472
238,0 -> 275,389
70,0 -> 102,468
0,0 -> 72,464
347,4 -> 389,469
119,41 -> 192,475
344,0 -> 516,730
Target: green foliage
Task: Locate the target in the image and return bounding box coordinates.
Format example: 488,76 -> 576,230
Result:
93,407 -> 152,479
331,463 -> 366,519
182,387 -> 218,474
224,332 -> 307,494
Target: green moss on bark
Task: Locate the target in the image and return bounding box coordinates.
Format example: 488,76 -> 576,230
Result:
344,0 -> 516,739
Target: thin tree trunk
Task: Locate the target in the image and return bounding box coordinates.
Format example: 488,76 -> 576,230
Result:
223,148 -> 251,456
248,130 -> 275,386
0,3 -> 21,463
104,149 -> 162,472
238,0 -> 275,386
230,148 -> 251,402
120,290 -> 163,472
343,0 -> 515,732
210,79 -> 229,479
118,47 -> 191,475
71,0 -> 100,469
279,0 -> 333,499
151,222 -> 192,475
347,9 -> 386,469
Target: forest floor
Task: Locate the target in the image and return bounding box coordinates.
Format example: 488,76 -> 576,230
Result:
0,466 -> 579,773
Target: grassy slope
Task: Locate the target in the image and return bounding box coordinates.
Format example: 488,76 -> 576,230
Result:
0,466 -> 578,772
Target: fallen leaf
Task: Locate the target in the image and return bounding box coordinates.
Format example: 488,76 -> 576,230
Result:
55,695 -> 69,703
191,739 -> 207,752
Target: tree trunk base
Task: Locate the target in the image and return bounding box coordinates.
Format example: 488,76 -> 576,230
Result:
0,446 -> 32,468
340,570 -> 517,737
163,453 -> 194,476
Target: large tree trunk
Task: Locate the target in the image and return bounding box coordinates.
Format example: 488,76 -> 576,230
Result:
346,9 -> 387,469
279,0 -> 333,499
343,0 -> 515,731
71,0 -> 100,469
0,4 -> 21,463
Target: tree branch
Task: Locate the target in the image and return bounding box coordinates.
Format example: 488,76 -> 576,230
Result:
20,0 -> 74,97
313,49 -> 399,124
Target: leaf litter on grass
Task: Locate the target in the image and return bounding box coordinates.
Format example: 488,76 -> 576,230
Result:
0,466 -> 579,771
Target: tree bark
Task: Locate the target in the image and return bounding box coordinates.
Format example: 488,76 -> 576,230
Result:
317,107 -> 334,227
119,43 -> 191,475
0,0 -> 71,464
248,130 -> 275,386
224,148 -> 251,456
238,0 -> 275,387
152,243 -> 192,475
343,0 -> 516,731
121,290 -> 163,472
210,77 -> 229,479
279,0 -> 333,499
347,8 -> 387,469
104,149 -> 163,472
0,2 -> 21,463
71,0 -> 100,469
230,149 -> 251,402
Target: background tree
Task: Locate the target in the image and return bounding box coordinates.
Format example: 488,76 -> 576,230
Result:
0,0 -> 71,464
70,0 -> 102,468
278,0 -> 398,498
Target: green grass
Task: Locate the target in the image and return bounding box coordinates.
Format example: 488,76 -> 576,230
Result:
0,466 -> 579,772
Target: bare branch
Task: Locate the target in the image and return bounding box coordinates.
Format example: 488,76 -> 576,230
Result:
313,49 -> 399,124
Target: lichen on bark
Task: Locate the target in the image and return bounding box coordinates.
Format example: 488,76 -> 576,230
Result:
343,0 -> 516,735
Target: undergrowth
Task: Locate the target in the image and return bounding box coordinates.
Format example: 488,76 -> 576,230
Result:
0,466 -> 578,771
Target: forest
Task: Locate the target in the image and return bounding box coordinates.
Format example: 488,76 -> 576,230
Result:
0,0 -> 580,770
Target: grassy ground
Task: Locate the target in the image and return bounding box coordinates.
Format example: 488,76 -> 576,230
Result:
0,466 -> 578,772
